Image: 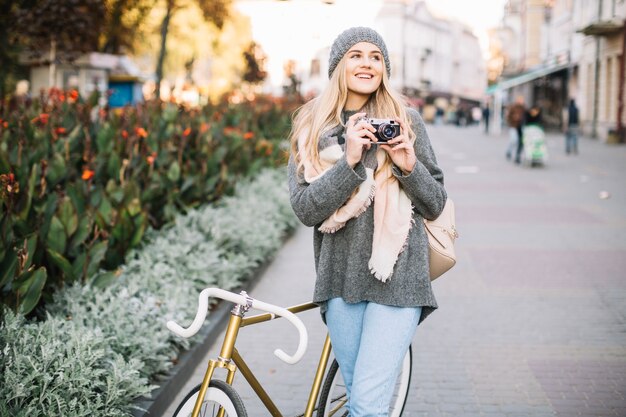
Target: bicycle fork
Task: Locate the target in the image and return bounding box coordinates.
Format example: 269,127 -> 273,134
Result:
191,297 -> 250,417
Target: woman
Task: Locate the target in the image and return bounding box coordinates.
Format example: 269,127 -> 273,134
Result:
287,27 -> 446,416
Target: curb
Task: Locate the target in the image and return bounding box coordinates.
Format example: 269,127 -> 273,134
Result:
132,232 -> 292,417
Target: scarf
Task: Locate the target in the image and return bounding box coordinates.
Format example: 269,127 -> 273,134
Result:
299,124 -> 413,282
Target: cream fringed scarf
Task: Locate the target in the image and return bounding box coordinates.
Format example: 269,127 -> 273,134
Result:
299,128 -> 414,282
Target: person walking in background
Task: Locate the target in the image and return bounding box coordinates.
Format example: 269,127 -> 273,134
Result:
482,103 -> 490,134
506,96 -> 526,163
565,98 -> 579,155
525,104 -> 543,126
287,26 -> 446,417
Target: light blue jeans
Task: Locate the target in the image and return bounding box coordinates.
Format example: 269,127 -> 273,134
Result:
325,298 -> 422,417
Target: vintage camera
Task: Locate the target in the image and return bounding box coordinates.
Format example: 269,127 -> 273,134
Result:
366,118 -> 401,142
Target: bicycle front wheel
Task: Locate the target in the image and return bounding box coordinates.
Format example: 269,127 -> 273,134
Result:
172,380 -> 248,417
317,345 -> 413,417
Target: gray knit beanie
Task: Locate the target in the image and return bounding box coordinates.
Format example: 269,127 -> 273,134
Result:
328,26 -> 391,79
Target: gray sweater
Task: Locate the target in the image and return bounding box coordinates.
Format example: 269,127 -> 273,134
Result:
288,108 -> 447,324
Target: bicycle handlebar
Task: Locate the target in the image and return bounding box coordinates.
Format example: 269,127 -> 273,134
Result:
166,288 -> 308,365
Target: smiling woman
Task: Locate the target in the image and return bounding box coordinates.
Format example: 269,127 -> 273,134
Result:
344,43 -> 384,109
286,26 -> 447,416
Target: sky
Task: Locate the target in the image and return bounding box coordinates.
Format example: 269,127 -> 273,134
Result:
235,0 -> 507,88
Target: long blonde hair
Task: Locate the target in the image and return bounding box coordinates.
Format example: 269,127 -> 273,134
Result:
289,55 -> 415,175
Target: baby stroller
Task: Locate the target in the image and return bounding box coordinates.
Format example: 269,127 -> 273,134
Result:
522,124 -> 548,166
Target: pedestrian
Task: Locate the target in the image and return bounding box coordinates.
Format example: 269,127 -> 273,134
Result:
565,98 -> 579,154
435,105 -> 444,125
482,103 -> 490,134
287,26 -> 446,417
506,96 -> 526,163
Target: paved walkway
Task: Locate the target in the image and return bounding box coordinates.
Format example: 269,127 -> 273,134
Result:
163,124 -> 626,417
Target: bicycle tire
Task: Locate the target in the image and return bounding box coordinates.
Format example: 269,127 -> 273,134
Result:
172,379 -> 248,417
317,345 -> 412,417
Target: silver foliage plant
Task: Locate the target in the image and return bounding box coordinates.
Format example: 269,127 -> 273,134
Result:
0,168 -> 298,417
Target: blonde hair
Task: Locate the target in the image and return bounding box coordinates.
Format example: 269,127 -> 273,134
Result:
289,55 -> 415,175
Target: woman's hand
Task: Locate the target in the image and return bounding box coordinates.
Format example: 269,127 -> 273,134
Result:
345,112 -> 376,168
379,117 -> 417,174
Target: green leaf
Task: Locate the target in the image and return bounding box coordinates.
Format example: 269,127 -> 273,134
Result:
111,211 -> 133,242
47,152 -> 67,187
91,270 -> 118,288
106,180 -> 124,205
127,198 -> 141,217
95,123 -> 114,153
106,153 -> 121,179
181,177 -> 196,194
58,197 -> 78,236
130,213 -> 147,248
86,240 -> 108,277
17,165 -> 38,221
68,216 -> 92,253
167,161 -> 180,182
97,196 -> 113,225
46,216 -> 67,254
72,252 -> 87,280
47,249 -> 76,281
0,251 -> 18,287
17,267 -> 47,314
66,184 -> 86,215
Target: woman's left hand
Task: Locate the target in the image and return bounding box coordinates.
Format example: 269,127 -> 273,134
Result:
379,118 -> 417,174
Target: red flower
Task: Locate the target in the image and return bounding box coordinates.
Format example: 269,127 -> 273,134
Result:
69,90 -> 79,101
55,127 -> 67,135
183,127 -> 192,137
200,122 -> 209,133
81,169 -> 95,181
135,127 -> 148,138
223,126 -> 240,136
146,152 -> 157,165
1,121 -> 7,129
243,131 -> 254,140
121,130 -> 129,139
31,113 -> 49,126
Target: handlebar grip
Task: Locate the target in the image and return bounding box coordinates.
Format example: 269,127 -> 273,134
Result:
252,299 -> 308,364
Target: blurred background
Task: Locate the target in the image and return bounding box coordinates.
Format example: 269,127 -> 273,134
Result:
1,0 -> 624,143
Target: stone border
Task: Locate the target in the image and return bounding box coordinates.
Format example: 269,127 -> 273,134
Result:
131,240 -> 284,417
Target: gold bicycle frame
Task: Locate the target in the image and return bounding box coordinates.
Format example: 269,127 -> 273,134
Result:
189,300 -> 334,417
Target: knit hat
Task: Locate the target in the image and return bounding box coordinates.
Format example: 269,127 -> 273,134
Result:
328,26 -> 391,79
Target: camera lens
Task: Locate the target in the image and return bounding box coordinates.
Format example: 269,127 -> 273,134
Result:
382,124 -> 395,139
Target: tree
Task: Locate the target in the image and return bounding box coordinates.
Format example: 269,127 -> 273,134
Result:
155,0 -> 231,99
100,0 -> 155,54
242,41 -> 267,85
0,1 -> 24,98
14,0 -> 105,88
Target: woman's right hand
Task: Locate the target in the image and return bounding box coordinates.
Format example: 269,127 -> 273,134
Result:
345,112 -> 376,168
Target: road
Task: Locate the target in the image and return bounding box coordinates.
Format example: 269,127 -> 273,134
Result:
163,123 -> 626,417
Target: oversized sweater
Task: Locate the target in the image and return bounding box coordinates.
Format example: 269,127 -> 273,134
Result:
287,108 -> 447,324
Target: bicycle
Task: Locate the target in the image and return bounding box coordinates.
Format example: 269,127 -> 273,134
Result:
167,287 -> 413,417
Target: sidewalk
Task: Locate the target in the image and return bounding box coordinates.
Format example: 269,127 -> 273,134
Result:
163,124 -> 626,417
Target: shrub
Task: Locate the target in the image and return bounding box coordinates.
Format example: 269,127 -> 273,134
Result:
0,167 -> 299,416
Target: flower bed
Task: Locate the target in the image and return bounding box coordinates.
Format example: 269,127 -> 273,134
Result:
0,90 -> 300,314
0,167 -> 299,417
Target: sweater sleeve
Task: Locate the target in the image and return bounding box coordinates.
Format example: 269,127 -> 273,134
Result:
392,109 -> 447,220
288,154 -> 367,227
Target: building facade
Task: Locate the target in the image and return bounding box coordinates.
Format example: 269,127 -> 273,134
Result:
488,0 -> 626,142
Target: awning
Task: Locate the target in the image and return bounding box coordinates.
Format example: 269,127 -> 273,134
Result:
486,62 -> 570,94
577,19 -> 624,36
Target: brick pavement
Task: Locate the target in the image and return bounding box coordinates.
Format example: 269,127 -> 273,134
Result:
162,124 -> 626,417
